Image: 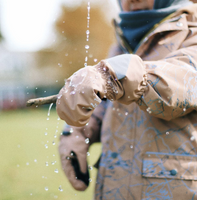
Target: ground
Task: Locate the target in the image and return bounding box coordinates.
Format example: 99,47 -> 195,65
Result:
1,108 -> 101,200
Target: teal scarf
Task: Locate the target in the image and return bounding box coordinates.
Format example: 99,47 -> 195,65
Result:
118,0 -> 192,52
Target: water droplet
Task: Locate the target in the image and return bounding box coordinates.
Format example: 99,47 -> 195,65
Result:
86,30 -> 90,34
86,123 -> 89,126
45,144 -> 48,149
45,162 -> 49,166
58,63 -> 62,67
26,162 -> 29,166
85,56 -> 88,62
183,108 -> 186,112
85,45 -> 89,49
52,141 -> 55,145
54,169 -> 58,173
57,94 -> 62,100
34,159 -> 37,163
70,128 -> 73,133
190,136 -> 195,141
45,187 -> 48,191
45,132 -> 48,136
89,178 -> 92,182
88,165 -> 93,170
166,132 -> 169,135
59,185 -> 63,192
85,138 -> 90,144
87,152 -> 90,156
146,107 -> 151,113
17,164 -> 20,167
128,96 -> 130,99
47,103 -> 53,116
51,161 -> 56,165
70,91 -> 76,95
130,145 -> 133,149
54,135 -> 57,138
125,112 -> 128,116
94,58 -> 97,62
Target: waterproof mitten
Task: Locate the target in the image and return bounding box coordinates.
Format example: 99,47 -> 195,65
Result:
56,55 -> 147,127
59,114 -> 101,191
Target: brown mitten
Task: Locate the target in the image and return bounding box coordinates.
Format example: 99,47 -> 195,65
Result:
59,115 -> 101,191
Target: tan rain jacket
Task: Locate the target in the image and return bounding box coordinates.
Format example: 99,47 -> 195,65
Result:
58,4 -> 197,200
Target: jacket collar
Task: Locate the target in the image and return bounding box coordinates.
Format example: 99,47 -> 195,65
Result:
114,4 -> 197,57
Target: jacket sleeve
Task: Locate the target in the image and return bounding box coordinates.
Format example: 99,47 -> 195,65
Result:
104,45 -> 197,121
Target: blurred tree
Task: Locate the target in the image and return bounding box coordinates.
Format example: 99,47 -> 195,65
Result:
35,1 -> 116,86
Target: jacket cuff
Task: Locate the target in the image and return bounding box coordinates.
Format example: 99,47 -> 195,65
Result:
103,54 -> 148,104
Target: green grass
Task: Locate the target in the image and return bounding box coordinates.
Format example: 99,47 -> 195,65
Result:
0,108 -> 101,200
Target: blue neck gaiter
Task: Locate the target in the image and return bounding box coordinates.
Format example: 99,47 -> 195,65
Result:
118,0 -> 192,52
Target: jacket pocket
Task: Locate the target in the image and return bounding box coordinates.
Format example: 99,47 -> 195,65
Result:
141,152 -> 197,200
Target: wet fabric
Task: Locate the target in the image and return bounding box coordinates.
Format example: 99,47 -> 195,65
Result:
94,4 -> 197,200
118,0 -> 192,51
57,3 -> 197,200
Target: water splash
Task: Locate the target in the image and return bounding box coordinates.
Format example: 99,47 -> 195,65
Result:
84,2 -> 91,67
47,103 -> 53,118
